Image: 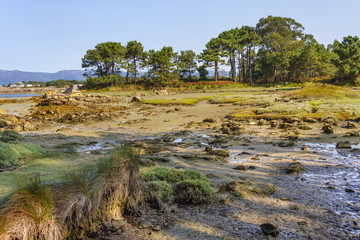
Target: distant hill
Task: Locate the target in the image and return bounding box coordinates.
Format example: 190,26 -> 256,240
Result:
0,69 -> 86,85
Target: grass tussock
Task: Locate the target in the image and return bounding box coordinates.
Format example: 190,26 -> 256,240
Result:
62,144 -> 144,238
284,85 -> 360,100
0,173 -> 62,240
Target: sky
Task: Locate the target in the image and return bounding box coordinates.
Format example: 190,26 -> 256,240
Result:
0,0 -> 359,73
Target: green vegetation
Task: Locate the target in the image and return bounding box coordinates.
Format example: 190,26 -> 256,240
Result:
0,142 -> 43,168
141,96 -> 212,105
0,145 -> 144,239
0,130 -> 23,143
146,181 -> 174,203
284,85 -> 360,100
25,79 -> 85,88
141,167 -> 213,205
81,15 -> 360,89
174,179 -> 213,204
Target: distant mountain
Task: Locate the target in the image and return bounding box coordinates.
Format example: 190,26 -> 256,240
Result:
0,69 -> 86,85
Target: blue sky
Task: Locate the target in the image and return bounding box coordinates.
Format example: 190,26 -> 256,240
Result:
0,0 -> 359,72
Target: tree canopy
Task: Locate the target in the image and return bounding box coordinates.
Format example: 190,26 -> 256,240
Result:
81,16 -> 360,89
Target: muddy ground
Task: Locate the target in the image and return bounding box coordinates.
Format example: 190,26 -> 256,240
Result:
1,91 -> 360,240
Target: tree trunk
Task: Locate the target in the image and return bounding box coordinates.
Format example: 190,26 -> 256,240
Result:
126,69 -> 129,84
215,61 -> 218,82
134,59 -> 137,84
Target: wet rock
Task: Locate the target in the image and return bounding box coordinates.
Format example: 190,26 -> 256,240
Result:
204,146 -> 213,152
336,141 -> 351,149
210,135 -> 230,144
301,145 -> 308,151
322,125 -> 334,134
278,141 -> 295,147
286,162 -> 306,174
260,223 -> 280,237
152,225 -> 161,231
345,188 -> 355,193
200,155 -> 228,162
220,121 -> 242,135
207,149 -> 230,158
233,165 -> 247,171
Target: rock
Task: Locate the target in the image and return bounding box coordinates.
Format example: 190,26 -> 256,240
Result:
301,145 -> 308,151
204,146 -> 213,152
345,188 -> 355,193
131,96 -> 142,102
219,180 -> 276,198
278,141 -> 295,147
221,121 -> 242,135
233,165 -> 247,171
303,117 -> 318,123
216,194 -> 230,204
150,156 -> 170,162
322,125 -> 334,134
287,117 -> 300,123
347,122 -> 357,129
260,223 -> 280,237
270,120 -> 278,128
299,125 -> 313,130
206,173 -> 220,178
286,162 -> 306,174
336,141 -> 351,149
203,118 -> 216,123
152,225 -> 161,231
345,131 -> 360,137
207,149 -> 230,158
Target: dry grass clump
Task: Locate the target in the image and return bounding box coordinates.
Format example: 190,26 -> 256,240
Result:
0,173 -> 62,240
62,144 -> 144,238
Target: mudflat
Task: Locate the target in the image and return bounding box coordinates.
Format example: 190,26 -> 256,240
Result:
1,87 -> 359,239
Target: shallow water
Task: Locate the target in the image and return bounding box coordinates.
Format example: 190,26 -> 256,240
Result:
0,93 -> 40,98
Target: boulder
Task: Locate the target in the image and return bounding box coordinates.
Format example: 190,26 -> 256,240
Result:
347,122 -> 357,129
131,96 -> 142,102
260,223 -> 280,237
303,117 -> 318,123
233,165 -> 247,171
322,125 -> 334,134
286,162 -> 306,174
336,141 -> 351,149
203,118 -> 216,123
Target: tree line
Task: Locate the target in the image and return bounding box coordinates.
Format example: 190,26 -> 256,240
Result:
81,15 -> 360,88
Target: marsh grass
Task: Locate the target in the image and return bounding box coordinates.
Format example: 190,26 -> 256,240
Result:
0,142 -> 44,168
284,85 -> 360,100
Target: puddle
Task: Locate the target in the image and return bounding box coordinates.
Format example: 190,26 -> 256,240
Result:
77,140 -> 118,153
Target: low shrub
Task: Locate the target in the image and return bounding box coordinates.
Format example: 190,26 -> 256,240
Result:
146,180 -> 174,203
174,179 -> 213,204
140,167 -> 208,183
141,167 -> 213,205
0,130 -> 23,143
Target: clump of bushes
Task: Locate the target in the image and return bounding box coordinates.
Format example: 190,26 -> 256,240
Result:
141,167 -> 213,205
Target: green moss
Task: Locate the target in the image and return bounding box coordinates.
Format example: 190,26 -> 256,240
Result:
140,167 -> 209,183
